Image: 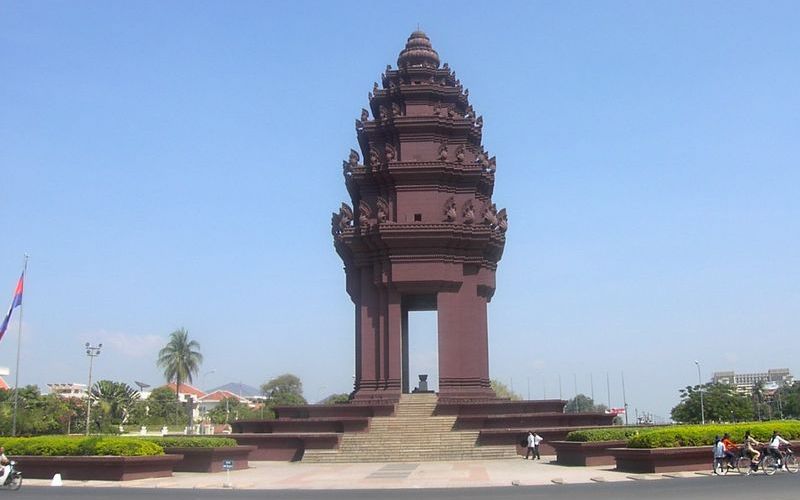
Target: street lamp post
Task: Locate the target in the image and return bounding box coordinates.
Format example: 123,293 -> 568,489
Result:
85,343 -> 102,435
694,360 -> 705,425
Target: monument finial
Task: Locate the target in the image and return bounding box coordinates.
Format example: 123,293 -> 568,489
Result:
397,30 -> 440,69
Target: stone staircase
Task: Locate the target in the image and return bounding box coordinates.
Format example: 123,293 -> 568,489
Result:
302,393 -> 518,463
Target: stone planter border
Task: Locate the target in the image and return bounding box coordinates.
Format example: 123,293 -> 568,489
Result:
610,446 -> 714,473
163,445 -> 255,473
15,455 -> 183,481
550,440 -> 627,466
611,440 -> 800,474
230,433 -> 340,461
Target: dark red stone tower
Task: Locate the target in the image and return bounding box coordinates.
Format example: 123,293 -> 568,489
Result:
332,31 -> 507,403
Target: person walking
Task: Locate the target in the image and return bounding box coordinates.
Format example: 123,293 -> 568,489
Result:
532,431 -> 543,460
525,431 -> 536,460
713,436 -> 726,474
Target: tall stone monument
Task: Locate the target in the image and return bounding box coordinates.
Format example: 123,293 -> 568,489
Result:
332,31 -> 508,403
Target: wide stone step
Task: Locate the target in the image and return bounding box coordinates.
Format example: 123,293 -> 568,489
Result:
301,394 -> 520,463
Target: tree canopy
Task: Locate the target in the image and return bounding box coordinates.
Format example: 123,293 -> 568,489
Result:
205,396 -> 259,423
671,382 -> 754,423
490,379 -> 521,400
319,393 -> 350,405
565,394 -> 609,413
261,374 -> 306,405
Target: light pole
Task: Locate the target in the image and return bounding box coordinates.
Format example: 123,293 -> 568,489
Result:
694,360 -> 705,425
201,369 -> 216,390
85,343 -> 102,434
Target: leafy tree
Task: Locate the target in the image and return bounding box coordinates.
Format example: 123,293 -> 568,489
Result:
90,380 -> 140,426
0,386 -> 79,435
205,397 -> 258,424
319,393 -> 350,405
565,394 -> 609,413
490,379 -> 521,400
751,380 -> 774,420
261,374 -> 306,405
776,383 -> 800,418
144,386 -> 182,425
127,399 -> 150,427
671,382 -> 754,423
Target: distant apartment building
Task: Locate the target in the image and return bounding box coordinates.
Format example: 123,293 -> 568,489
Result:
712,369 -> 794,394
47,382 -> 88,398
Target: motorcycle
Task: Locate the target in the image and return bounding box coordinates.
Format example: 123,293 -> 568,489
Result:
0,461 -> 22,491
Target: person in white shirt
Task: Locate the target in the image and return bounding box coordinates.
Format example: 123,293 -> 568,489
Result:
525,431 -> 536,460
0,446 -> 10,485
768,431 -> 791,466
532,432 -> 543,460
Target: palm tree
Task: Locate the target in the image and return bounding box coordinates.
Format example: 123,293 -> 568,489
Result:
157,328 -> 203,409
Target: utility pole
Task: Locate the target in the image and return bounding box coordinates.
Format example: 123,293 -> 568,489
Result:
694,360 -> 705,425
621,371 -> 628,425
85,343 -> 102,434
558,374 -> 562,399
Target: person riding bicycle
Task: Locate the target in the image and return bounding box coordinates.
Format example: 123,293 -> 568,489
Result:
768,431 -> 791,467
0,446 -> 10,485
744,431 -> 762,464
722,433 -> 738,467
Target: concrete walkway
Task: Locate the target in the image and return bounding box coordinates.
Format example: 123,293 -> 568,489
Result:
24,456 -> 709,490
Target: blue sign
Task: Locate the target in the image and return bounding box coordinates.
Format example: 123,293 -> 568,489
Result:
222,459 -> 233,470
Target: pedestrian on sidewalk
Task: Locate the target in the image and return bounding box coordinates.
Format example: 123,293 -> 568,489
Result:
525,431 -> 536,459
532,431 -> 543,460
712,435 -> 725,474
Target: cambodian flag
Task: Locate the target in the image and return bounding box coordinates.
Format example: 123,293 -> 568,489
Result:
0,272 -> 24,342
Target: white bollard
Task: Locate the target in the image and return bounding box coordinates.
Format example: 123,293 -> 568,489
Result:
51,473 -> 63,487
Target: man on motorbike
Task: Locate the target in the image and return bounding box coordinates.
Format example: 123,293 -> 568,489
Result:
0,446 -> 9,485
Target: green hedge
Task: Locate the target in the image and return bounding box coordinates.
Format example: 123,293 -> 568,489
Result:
565,427 -> 651,442
146,436 -> 238,448
0,436 -> 164,456
627,421 -> 800,448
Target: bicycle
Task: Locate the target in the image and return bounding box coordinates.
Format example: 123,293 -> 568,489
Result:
713,449 -> 740,475
762,446 -> 799,476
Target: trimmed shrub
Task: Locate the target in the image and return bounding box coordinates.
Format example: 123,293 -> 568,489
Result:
627,420 -> 800,448
146,436 -> 238,448
93,438 -> 163,456
0,435 -> 164,456
566,427 -> 650,442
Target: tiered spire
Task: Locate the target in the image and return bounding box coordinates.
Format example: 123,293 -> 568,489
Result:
397,30 -> 440,69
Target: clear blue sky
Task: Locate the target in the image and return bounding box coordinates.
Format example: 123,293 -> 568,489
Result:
1,1 -> 798,420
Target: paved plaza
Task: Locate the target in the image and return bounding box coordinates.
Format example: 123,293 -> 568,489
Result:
22,457 -> 711,490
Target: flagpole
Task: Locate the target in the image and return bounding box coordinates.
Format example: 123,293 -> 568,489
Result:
11,254 -> 28,436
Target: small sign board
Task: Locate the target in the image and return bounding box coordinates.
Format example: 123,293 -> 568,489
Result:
222,459 -> 233,470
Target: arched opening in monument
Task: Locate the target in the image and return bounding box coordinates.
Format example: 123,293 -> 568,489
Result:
401,294 -> 439,394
